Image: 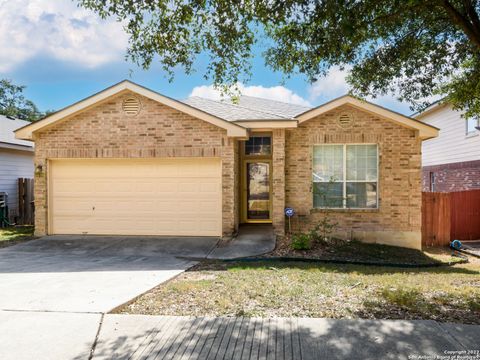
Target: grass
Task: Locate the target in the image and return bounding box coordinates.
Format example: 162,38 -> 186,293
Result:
116,254 -> 480,324
0,226 -> 35,248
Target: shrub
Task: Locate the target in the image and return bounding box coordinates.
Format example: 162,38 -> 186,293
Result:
381,288 -> 422,309
291,233 -> 312,250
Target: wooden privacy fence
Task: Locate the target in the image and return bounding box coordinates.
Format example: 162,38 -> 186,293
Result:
17,178 -> 34,225
422,190 -> 480,247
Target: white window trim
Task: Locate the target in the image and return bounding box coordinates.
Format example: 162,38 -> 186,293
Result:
312,143 -> 379,210
466,117 -> 479,136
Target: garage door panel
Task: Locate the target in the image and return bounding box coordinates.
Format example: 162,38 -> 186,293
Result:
55,179 -> 94,194
50,158 -> 222,236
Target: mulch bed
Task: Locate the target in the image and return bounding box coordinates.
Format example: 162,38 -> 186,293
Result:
262,235 -> 464,266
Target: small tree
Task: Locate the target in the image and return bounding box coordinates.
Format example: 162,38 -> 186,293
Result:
0,79 -> 46,121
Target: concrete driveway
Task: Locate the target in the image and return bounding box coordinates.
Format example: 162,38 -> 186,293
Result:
0,235 -> 219,312
0,235 -> 219,360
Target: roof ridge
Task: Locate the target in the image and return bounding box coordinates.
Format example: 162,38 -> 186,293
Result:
188,96 -> 292,119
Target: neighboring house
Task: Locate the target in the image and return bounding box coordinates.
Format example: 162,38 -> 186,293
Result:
0,115 -> 34,219
15,80 -> 438,249
414,102 -> 480,192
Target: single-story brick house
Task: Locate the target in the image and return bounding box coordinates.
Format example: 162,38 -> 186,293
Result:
15,80 -> 438,249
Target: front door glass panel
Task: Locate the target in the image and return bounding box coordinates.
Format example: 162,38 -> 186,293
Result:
247,162 -> 270,220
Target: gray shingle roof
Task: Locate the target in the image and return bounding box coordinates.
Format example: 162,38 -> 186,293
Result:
182,95 -> 311,121
235,95 -> 311,118
0,115 -> 33,148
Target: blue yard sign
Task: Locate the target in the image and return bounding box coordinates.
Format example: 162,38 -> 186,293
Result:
285,207 -> 295,217
285,207 -> 295,233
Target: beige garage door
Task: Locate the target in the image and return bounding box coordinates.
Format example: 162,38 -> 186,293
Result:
49,158 -> 222,236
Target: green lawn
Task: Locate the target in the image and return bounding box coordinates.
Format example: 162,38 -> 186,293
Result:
0,226 -> 35,247
116,256 -> 480,324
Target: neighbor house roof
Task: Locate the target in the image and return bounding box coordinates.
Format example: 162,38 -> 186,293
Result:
0,115 -> 34,151
15,80 -> 248,140
411,98 -> 448,119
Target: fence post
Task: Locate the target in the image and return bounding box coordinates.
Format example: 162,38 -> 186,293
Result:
17,178 -> 34,225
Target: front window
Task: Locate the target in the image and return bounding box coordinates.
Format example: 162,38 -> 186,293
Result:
466,117 -> 479,135
313,144 -> 378,209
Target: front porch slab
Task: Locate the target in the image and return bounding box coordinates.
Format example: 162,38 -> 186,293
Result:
208,225 -> 275,259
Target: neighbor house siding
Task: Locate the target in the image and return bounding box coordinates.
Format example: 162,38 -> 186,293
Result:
420,105 -> 480,192
285,105 -> 422,249
33,91 -> 237,237
0,148 -> 34,218
421,105 -> 480,167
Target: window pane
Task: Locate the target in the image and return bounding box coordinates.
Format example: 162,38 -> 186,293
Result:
346,182 -> 377,208
466,117 -> 478,134
313,182 -> 343,208
347,145 -> 377,181
313,145 -> 343,182
245,136 -> 271,155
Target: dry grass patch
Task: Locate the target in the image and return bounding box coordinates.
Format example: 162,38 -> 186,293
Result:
116,255 -> 480,324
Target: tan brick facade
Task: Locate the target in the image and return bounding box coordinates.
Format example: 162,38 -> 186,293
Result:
32,91 -> 423,249
33,91 -> 237,237
284,105 -> 422,249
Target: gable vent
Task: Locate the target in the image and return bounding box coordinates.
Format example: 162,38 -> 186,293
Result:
337,112 -> 354,128
122,97 -> 141,116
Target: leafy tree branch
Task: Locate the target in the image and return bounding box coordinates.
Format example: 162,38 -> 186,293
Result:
79,0 -> 480,115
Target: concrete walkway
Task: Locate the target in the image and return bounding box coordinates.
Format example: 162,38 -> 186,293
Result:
208,225 -> 276,259
90,315 -> 480,360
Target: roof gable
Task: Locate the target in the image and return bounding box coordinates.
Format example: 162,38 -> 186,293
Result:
296,95 -> 439,140
15,80 -> 247,140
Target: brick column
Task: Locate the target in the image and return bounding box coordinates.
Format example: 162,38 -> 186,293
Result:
272,129 -> 285,236
33,154 -> 48,236
222,136 -> 236,238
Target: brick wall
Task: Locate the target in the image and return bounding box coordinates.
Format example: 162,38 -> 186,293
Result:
285,105 -> 422,249
33,91 -> 237,237
422,160 -> 480,192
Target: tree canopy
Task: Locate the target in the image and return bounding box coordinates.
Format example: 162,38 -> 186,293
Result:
0,79 -> 48,121
79,0 -> 480,116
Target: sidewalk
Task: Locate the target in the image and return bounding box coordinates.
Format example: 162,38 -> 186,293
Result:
2,312 -> 478,359
91,315 -> 480,360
